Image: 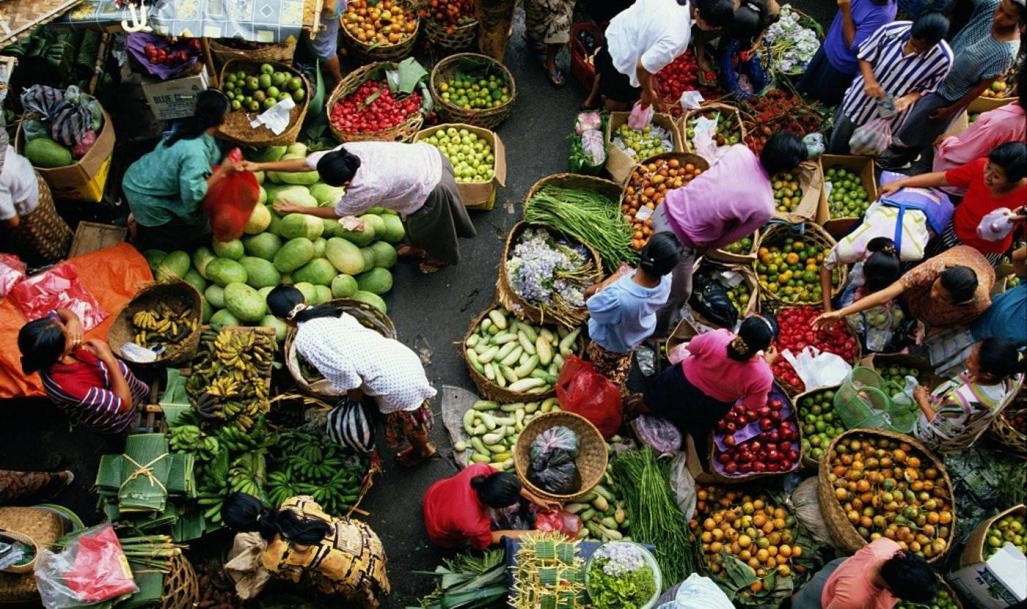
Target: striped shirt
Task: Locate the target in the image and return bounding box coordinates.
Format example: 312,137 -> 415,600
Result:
40,348 -> 148,433
937,34 -> 1019,101
841,21 -> 953,128
914,371 -> 1019,452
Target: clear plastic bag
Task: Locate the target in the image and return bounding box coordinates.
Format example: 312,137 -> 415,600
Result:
575,111 -> 602,135
782,346 -> 853,391
628,101 -> 654,129
803,133 -> 825,159
528,447 -> 581,495
533,509 -> 583,537
581,130 -> 606,165
631,414 -> 683,455
848,117 -> 892,157
34,524 -> 137,609
529,425 -> 580,460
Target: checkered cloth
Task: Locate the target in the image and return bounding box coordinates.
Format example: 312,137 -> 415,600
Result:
924,325 -> 977,378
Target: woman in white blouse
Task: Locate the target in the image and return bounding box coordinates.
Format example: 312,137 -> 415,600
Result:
267,285 -> 437,466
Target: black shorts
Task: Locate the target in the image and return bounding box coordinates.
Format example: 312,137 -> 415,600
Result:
594,45 -> 640,104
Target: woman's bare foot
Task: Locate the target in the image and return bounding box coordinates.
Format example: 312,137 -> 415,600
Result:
418,257 -> 446,273
397,245 -> 428,259
396,443 -> 437,466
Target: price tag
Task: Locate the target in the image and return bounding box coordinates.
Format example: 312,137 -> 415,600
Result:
635,205 -> 654,221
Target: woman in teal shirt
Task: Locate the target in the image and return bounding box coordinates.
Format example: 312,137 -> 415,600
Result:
123,90 -> 239,251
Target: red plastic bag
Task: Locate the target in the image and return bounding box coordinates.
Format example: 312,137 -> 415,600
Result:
202,148 -> 260,242
533,509 -> 582,538
555,355 -> 622,438
9,262 -> 106,330
34,524 -> 137,609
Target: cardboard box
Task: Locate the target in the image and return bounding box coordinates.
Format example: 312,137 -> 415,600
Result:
819,154 -> 879,239
604,111 -> 684,184
948,544 -> 1027,609
414,123 -> 507,210
142,66 -> 210,122
21,109 -> 116,204
773,160 -> 826,225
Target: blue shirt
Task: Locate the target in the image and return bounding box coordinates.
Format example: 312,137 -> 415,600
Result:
971,282 -> 1026,343
824,0 -> 897,75
587,273 -> 671,354
937,34 -> 1019,102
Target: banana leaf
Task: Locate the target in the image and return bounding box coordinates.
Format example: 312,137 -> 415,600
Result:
166,453 -> 196,498
118,571 -> 164,609
118,434 -> 172,514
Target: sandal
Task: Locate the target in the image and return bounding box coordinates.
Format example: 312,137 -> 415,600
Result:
546,65 -> 566,87
418,261 -> 444,274
397,245 -> 427,259
396,444 -> 437,467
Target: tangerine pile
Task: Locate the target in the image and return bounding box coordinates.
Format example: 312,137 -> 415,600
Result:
622,158 -> 703,250
826,435 -> 953,559
756,236 -> 827,303
343,0 -> 417,45
691,485 -> 807,593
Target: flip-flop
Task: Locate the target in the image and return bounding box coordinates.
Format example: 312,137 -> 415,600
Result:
418,262 -> 443,274
546,65 -> 566,87
396,445 -> 437,467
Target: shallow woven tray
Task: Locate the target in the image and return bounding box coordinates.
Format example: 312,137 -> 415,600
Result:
430,53 -> 516,129
513,411 -> 608,502
215,59 -> 309,147
109,280 -> 202,367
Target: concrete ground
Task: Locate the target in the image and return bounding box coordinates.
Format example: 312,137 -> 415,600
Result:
0,2 -> 836,607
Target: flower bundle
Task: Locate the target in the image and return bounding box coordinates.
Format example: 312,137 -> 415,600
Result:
764,5 -> 820,74
506,227 -> 597,326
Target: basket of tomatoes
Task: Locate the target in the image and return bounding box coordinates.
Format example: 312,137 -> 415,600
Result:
340,0 -> 420,63
419,0 -> 477,52
620,152 -> 708,251
326,61 -> 428,143
770,305 -> 860,394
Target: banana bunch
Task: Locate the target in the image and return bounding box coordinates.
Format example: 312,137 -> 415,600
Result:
131,304 -> 197,348
187,329 -> 277,431
167,423 -> 221,459
267,429 -> 368,515
217,417 -> 275,453
228,451 -> 266,498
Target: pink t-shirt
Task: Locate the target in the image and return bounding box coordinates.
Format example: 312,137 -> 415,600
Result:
933,104 -> 1026,192
681,329 -> 773,411
822,538 -> 901,609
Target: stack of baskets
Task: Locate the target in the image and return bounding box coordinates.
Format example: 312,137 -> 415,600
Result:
215,59 -> 310,147
326,62 -> 427,142
430,53 -> 516,129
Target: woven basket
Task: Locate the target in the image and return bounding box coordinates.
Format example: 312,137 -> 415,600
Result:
496,222 -> 603,327
513,411 -> 608,502
793,385 -> 842,469
339,0 -> 420,63
988,386 -> 1027,459
423,17 -> 478,52
326,62 -> 426,143
159,554 -> 199,609
284,299 -> 398,399
215,59 -> 309,147
704,383 -> 799,483
677,102 -> 748,153
524,173 -> 621,207
461,304 -> 585,403
430,53 -> 516,129
817,429 -> 956,562
9,173 -> 72,265
0,507 -> 65,604
619,151 -> 710,208
959,503 -> 1025,568
207,39 -> 296,69
109,280 -> 202,367
755,222 -> 845,305
709,229 -> 760,264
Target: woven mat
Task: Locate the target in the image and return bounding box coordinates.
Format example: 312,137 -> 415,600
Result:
0,0 -> 83,49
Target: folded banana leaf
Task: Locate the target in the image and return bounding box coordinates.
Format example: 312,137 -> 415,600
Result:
97,451 -> 195,497
118,434 -> 172,514
166,453 -> 196,498
119,571 -> 164,609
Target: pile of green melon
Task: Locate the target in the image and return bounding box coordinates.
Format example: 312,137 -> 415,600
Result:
143,142 -> 402,342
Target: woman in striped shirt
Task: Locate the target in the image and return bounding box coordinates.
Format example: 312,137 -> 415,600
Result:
17,309 -> 148,434
829,13 -> 953,154
913,337 -> 1024,454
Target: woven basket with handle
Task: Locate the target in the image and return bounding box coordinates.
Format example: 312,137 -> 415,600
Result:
513,411 -> 608,503
339,0 -> 420,63
430,53 -> 516,129
496,222 -> 602,328
817,429 -> 955,562
0,507 -> 66,604
326,62 -> 426,143
159,553 -> 199,609
755,222 -> 845,305
109,280 -> 202,367
215,59 -> 309,147
208,39 -> 296,69
284,299 -> 398,399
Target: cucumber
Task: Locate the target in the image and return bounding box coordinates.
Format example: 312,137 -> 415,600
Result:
500,402 -> 525,413
492,332 -> 518,345
484,362 -> 497,381
462,409 -> 476,435
482,431 -> 504,445
467,349 -> 483,372
514,354 -> 539,379
558,327 -> 581,355
478,346 -> 499,364
507,377 -> 545,392
454,440 -> 468,452
470,437 -> 488,454
500,346 -> 523,367
481,318 -> 493,332
593,484 -> 615,501
525,401 -> 539,413
516,322 -> 537,342
471,453 -> 492,463
517,332 -> 536,354
473,400 -> 499,411
496,341 -> 518,361
536,336 -> 553,365
465,334 -> 480,348
500,365 -> 518,384
487,309 -> 508,330
480,412 -> 497,430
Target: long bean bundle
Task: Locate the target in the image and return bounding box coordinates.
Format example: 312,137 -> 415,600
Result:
525,186 -> 637,273
611,447 -> 694,588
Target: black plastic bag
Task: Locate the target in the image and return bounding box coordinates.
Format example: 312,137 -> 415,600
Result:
689,274 -> 737,328
528,447 -> 581,495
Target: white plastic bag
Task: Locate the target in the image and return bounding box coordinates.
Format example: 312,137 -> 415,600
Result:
848,117 -> 892,156
581,129 -> 606,164
691,115 -> 722,161
657,574 -> 734,609
782,346 -> 853,390
575,111 -> 602,134
679,91 -> 705,111
628,101 -> 654,129
977,207 -> 1017,242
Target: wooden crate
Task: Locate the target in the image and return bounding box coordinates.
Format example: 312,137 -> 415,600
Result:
69,221 -> 128,258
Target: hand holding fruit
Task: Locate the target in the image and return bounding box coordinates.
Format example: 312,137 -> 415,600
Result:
912,385 -> 930,405
339,216 -> 366,232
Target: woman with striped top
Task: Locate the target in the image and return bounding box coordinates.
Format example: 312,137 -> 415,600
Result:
912,337 -> 1024,454
829,13 -> 953,154
16,309 -> 148,434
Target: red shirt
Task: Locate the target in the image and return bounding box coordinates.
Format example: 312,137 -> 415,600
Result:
423,463 -> 495,550
945,158 -> 1027,255
40,348 -> 147,434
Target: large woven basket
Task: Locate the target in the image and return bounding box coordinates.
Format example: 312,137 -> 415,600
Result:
704,383 -> 798,484
423,17 -> 478,52
709,229 -> 760,265
215,59 -> 309,147
109,280 -> 203,367
618,151 -> 711,206
524,173 -> 621,206
0,507 -> 66,604
513,411 -> 608,502
755,222 -> 845,306
958,503 -> 1025,568
988,387 -> 1027,459
817,429 -> 955,562
207,39 -> 296,68
339,0 -> 420,63
430,53 -> 516,129
461,304 -> 585,403
496,222 -> 603,328
284,299 -> 398,399
326,62 -> 426,143
159,553 -> 199,609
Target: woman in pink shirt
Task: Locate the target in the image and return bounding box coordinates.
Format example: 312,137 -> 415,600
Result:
791,538 -> 937,609
932,68 -> 1026,193
640,315 -> 778,440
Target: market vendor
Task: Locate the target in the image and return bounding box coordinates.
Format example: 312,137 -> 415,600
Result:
582,0 -> 735,110
122,90 -> 241,252
422,464 -> 558,549
244,141 -> 475,270
797,0 -> 898,106
879,142 -> 1027,264
266,285 -> 437,466
828,13 -> 953,155
791,537 -> 937,609
913,337 -> 1024,454
652,131 -> 807,336
584,232 -> 682,388
16,309 -> 149,434
0,127 -> 72,265
717,0 -> 776,100
821,238 -> 904,351
639,315 -> 778,441
222,493 -> 390,609
814,245 -> 995,331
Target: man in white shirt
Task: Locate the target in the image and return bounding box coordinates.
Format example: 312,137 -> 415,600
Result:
584,0 -> 735,109
244,141 -> 476,269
